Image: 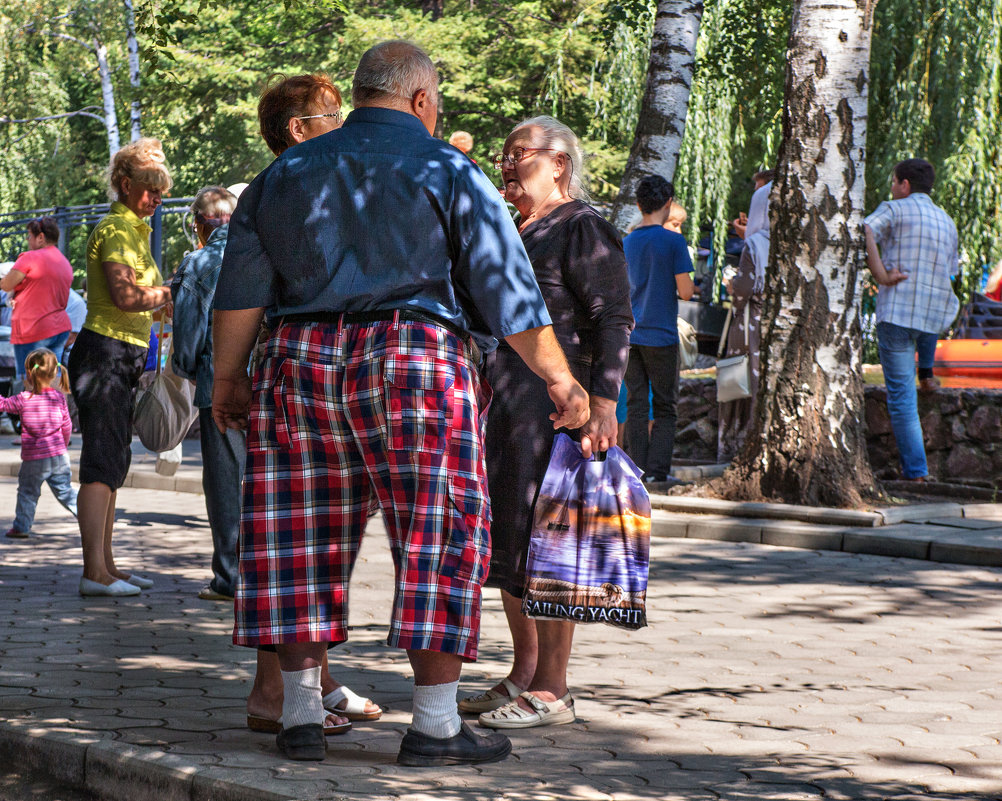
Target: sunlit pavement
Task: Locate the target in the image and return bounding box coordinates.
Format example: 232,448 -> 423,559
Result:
2,477 -> 1002,801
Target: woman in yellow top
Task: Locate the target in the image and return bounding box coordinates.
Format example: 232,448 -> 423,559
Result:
68,137 -> 174,597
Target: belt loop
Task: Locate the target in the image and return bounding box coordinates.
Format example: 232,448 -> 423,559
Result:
392,308 -> 401,330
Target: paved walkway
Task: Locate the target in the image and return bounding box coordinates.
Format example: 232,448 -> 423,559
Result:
3,478 -> 1002,800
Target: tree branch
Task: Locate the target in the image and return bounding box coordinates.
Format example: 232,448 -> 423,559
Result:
33,29 -> 96,53
0,107 -> 105,125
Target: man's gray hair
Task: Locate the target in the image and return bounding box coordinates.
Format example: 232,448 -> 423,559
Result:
352,40 -> 438,106
513,115 -> 590,202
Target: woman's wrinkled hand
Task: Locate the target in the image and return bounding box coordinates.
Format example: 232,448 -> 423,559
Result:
579,395 -> 618,458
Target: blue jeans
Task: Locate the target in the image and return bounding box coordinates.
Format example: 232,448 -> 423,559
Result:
877,322 -> 928,479
14,330 -> 71,378
199,407 -> 245,597
916,331 -> 937,370
14,453 -> 78,533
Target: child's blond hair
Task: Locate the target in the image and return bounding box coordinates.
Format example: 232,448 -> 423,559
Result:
24,348 -> 70,394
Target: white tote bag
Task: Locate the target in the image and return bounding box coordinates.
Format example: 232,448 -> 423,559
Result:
134,320 -> 197,452
716,304 -> 753,404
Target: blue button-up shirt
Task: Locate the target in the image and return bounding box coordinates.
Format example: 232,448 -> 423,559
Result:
214,107 -> 550,351
171,225 -> 229,408
865,193 -> 960,334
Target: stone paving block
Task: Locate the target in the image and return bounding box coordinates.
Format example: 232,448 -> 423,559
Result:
924,517 -> 1002,531
841,525 -> 937,560
686,517 -> 763,543
0,724 -> 90,787
963,503 -> 1002,521
929,530 -> 1002,567
876,503 -> 964,525
649,509 -> 690,538
760,521 -> 845,552
85,738 -> 196,801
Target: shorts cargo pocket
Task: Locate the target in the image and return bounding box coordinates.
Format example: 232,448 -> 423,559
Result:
273,359 -> 338,452
383,353 -> 455,453
440,472 -> 488,583
246,356 -> 282,453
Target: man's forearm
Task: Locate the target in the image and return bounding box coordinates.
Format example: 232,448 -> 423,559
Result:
504,325 -> 572,384
213,307 -> 264,378
864,225 -> 890,283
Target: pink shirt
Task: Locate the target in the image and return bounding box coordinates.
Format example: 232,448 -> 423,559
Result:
0,388 -> 72,461
10,246 -> 73,344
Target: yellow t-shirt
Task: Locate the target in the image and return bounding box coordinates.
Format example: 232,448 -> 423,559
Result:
84,201 -> 162,347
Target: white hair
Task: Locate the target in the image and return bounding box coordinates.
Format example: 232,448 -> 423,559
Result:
352,40 -> 438,105
190,185 -> 237,222
512,115 -> 589,202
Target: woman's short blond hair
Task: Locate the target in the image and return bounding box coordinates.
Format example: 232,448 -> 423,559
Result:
107,137 -> 173,201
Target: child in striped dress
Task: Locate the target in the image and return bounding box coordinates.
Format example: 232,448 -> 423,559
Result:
1,348 -> 77,538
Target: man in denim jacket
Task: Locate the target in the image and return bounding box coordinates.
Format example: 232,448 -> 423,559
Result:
171,186 -> 240,599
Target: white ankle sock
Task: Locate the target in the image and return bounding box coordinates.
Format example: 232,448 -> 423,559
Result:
411,680 -> 461,739
281,666 -> 325,729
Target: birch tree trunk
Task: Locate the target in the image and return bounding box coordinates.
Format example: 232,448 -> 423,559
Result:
95,39 -> 121,159
725,0 -> 879,507
610,0 -> 703,233
124,0 -> 141,141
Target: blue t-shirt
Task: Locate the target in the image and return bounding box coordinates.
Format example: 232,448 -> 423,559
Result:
623,225 -> 694,347
214,106 -> 550,353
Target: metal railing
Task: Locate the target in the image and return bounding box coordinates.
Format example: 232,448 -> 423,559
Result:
0,198 -> 195,269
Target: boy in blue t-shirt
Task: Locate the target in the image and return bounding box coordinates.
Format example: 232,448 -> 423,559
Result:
622,175 -> 695,486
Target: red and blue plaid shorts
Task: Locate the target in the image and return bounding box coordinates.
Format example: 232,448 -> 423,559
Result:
233,316 -> 492,661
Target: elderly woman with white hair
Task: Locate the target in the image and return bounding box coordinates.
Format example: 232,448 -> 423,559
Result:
69,137 -> 175,596
460,116 -> 634,728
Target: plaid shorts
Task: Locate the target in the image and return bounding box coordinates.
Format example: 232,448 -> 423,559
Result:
233,316 -> 492,661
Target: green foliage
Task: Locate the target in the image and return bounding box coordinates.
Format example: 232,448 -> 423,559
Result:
868,0 -> 1002,301
4,0 -> 1001,310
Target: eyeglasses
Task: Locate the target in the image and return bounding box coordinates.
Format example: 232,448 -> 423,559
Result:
296,111 -> 344,125
492,147 -> 563,170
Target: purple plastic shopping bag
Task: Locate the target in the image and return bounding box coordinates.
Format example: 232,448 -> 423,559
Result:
522,433 -> 651,630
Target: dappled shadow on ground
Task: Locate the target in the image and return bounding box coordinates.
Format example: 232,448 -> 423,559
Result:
649,540 -> 1002,626
3,495 -> 1002,800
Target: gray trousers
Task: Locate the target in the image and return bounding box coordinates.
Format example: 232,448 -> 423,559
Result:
199,406 -> 246,597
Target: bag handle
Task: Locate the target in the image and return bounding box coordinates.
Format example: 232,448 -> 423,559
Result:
155,316 -> 165,376
717,307 -> 733,359
717,302 -> 751,359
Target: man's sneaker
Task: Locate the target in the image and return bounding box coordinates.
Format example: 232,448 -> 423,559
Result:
397,722 -> 511,766
4,528 -> 30,539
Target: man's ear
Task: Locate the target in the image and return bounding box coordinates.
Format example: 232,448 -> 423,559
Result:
287,116 -> 307,145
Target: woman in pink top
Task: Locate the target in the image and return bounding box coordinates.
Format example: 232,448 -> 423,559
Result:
0,217 -> 74,377
0,348 -> 77,538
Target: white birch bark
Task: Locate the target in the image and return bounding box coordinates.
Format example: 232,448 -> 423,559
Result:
610,0 -> 703,233
95,38 -> 121,159
732,0 -> 879,506
124,0 -> 141,141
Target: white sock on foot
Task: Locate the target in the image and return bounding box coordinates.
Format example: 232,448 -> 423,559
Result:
411,680 -> 462,739
281,666 -> 325,729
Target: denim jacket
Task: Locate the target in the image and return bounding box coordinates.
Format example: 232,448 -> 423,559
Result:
171,225 -> 228,408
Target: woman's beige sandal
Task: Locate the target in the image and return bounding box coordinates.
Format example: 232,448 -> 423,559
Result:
322,686 -> 382,721
478,691 -> 575,729
457,677 -> 524,714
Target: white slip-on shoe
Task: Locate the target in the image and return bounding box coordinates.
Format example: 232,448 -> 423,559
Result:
79,577 -> 142,597
125,574 -> 154,589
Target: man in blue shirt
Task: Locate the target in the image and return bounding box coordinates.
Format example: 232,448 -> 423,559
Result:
211,40 -> 591,767
623,175 -> 695,486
